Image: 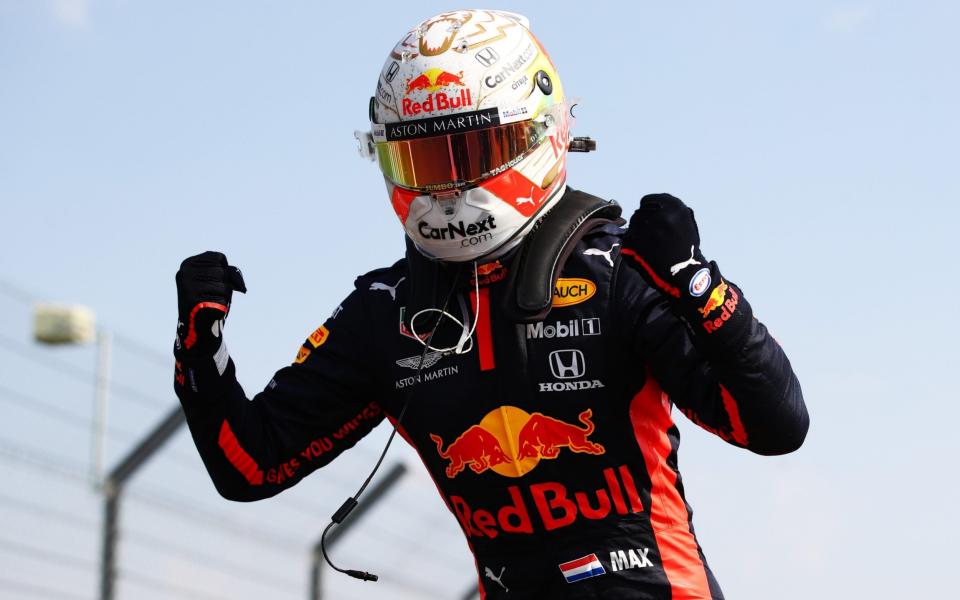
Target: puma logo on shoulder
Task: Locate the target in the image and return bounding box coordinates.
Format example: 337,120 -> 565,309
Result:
583,243 -> 620,268
369,277 -> 406,301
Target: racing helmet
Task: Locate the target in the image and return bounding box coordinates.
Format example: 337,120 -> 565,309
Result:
362,9 -> 572,262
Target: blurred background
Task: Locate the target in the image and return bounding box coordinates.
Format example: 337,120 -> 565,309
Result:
1,1 -> 958,598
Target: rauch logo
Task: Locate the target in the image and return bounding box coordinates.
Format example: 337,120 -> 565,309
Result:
552,278 -> 597,308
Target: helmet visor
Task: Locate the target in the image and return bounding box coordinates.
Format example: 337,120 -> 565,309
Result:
375,117 -> 550,191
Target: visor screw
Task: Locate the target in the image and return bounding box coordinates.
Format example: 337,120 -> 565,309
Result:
535,70 -> 553,95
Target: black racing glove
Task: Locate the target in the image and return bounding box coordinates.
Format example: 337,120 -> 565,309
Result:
174,251 -> 246,361
621,193 -> 752,348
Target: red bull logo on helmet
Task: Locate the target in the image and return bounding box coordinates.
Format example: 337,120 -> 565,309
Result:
403,68 -> 474,116
405,68 -> 467,92
430,406 -> 605,479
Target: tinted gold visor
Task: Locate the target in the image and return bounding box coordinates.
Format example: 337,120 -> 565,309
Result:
375,119 -> 549,191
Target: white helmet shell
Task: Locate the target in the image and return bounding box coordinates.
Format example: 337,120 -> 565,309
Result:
371,9 -> 571,262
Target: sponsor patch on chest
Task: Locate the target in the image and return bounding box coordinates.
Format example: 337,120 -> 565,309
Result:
526,318 -> 601,339
395,365 -> 459,389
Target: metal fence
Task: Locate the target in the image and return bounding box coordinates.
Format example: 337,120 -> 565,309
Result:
0,277 -> 478,600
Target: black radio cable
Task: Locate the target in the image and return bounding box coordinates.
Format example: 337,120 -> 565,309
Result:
320,264 -> 465,582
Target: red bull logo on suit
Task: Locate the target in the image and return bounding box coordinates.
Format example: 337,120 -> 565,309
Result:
430,406 -> 643,538
449,463 -> 645,538
431,407 -> 643,538
431,425 -> 511,478
430,406 -> 605,479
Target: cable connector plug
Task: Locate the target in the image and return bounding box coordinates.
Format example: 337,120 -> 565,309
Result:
331,497 -> 358,524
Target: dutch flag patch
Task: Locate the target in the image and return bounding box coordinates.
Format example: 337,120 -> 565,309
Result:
558,553 -> 606,583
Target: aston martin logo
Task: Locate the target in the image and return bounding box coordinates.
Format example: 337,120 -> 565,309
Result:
396,351 -> 444,370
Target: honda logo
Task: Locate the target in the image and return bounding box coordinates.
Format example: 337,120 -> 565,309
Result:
549,350 -> 586,379
475,47 -> 500,67
385,61 -> 400,82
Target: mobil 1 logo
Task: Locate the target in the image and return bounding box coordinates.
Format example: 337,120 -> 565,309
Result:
526,317 -> 601,340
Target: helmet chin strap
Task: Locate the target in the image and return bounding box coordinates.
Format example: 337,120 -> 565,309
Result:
409,261 -> 480,355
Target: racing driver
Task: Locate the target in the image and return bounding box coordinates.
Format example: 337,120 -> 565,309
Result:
173,9 -> 809,599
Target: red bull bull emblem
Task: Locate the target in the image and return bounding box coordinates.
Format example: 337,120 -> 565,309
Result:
432,407 -> 643,538
431,425 -> 510,478
430,406 -> 605,479
475,261 -> 501,277
697,280 -> 728,318
403,68 -> 473,116
470,260 -> 508,286
700,279 -> 740,334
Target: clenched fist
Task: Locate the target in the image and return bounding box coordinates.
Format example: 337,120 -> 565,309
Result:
620,193 -> 713,301
621,194 -> 752,347
174,251 -> 246,358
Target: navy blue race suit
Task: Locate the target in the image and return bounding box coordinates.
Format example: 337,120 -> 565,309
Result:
174,219 -> 808,599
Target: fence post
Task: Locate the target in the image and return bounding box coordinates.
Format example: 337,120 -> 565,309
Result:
99,406 -> 185,600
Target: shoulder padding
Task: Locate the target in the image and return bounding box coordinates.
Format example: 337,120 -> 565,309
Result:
501,188 -> 623,322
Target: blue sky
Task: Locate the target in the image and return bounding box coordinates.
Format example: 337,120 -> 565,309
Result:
1,1 -> 958,598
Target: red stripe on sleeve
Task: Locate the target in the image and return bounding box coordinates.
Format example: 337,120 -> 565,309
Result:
630,377 -> 711,599
217,420 -> 264,486
620,248 -> 682,298
470,287 -> 495,371
719,385 -> 749,446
